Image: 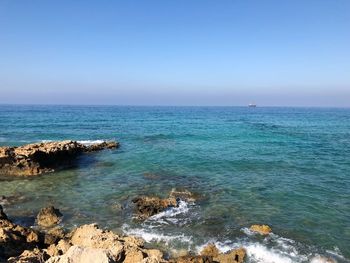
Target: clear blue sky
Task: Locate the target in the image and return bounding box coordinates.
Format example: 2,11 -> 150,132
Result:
0,0 -> 349,106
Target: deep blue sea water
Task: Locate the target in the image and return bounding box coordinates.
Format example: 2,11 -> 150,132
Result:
0,105 -> 349,262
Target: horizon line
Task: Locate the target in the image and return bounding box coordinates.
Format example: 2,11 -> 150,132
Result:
0,103 -> 349,109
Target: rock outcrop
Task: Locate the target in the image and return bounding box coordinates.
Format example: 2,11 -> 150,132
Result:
132,196 -> 178,219
249,224 -> 272,235
0,140 -> 119,176
7,248 -> 49,263
37,206 -> 63,227
0,205 -> 43,260
47,223 -> 166,263
1,205 -> 247,263
197,244 -> 245,263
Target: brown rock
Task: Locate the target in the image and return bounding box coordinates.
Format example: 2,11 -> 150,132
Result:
84,141 -> 119,152
132,196 -> 178,219
145,249 -> 164,261
0,209 -> 42,259
46,239 -> 72,257
70,224 -> 124,261
200,244 -> 220,257
213,248 -> 246,263
249,224 -> 272,235
170,255 -> 213,263
0,140 -> 119,176
43,227 -> 65,246
124,249 -> 145,263
7,248 -> 49,263
37,206 -> 63,227
46,245 -> 116,263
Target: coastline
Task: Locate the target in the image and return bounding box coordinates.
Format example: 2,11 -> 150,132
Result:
0,140 -> 345,262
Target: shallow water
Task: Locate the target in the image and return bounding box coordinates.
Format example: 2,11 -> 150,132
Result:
0,105 -> 349,262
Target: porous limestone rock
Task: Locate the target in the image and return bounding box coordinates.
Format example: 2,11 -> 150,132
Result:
7,248 -> 49,263
46,246 -> 116,263
37,206 -> 63,227
0,140 -> 119,176
249,224 -> 272,235
0,205 -> 43,259
132,196 -> 178,219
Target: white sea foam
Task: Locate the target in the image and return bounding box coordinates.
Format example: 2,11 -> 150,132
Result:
148,200 -> 189,222
122,224 -> 192,245
196,231 -> 322,263
77,140 -> 105,146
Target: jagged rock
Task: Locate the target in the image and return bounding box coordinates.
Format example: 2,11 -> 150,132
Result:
124,248 -> 145,263
200,244 -> 220,257
0,205 -> 7,220
68,224 -> 165,262
46,239 -> 72,257
213,248 -> 246,263
84,141 -> 118,152
199,245 -> 245,263
132,196 -> 178,219
7,248 -> 49,263
69,224 -> 125,261
0,207 -> 43,259
37,206 -> 63,227
249,224 -> 272,235
145,249 -> 164,262
44,227 -> 65,245
0,140 -> 119,176
46,246 -> 116,263
170,255 -> 213,263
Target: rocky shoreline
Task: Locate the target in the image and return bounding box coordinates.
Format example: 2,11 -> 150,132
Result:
0,140 -> 118,176
0,204 -> 247,263
0,141 -> 338,263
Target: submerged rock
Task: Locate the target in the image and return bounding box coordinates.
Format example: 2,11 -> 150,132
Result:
169,188 -> 199,203
132,196 -> 178,219
249,224 -> 272,235
0,140 -> 119,176
37,206 -> 63,227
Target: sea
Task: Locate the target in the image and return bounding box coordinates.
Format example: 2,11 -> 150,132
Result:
0,105 -> 349,262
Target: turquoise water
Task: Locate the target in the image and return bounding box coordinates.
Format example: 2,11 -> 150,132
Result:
0,105 -> 349,262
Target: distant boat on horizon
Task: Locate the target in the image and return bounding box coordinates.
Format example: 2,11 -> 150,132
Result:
248,103 -> 257,107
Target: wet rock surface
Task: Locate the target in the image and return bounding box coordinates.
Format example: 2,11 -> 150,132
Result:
197,244 -> 246,263
37,206 -> 63,227
0,140 -> 119,176
249,224 -> 272,235
132,196 -> 178,219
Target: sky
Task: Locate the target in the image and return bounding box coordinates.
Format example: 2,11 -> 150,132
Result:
0,0 -> 349,106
